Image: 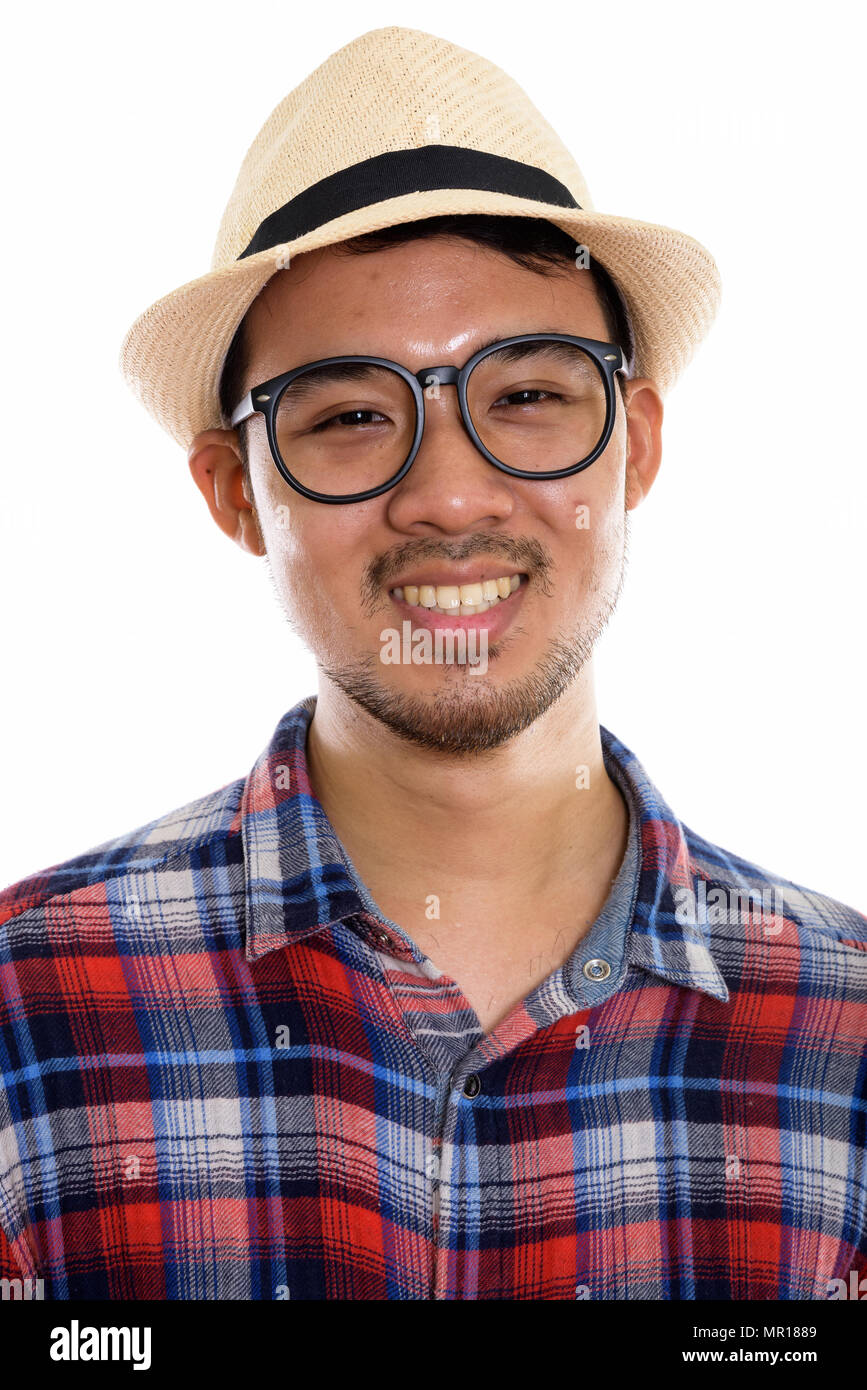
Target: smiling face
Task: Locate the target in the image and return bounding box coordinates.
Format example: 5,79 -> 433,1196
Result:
208,235 -> 662,754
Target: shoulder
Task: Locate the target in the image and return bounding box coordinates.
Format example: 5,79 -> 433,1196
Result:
604,722 -> 866,957
0,776 -> 247,935
681,821 -> 867,989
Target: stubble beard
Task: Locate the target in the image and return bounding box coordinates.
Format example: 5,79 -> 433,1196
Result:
317,517 -> 629,758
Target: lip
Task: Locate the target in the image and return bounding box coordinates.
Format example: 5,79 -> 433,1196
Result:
387,565 -> 527,591
389,576 -> 528,640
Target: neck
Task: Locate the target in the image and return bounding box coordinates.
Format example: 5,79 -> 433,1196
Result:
306,665 -> 627,914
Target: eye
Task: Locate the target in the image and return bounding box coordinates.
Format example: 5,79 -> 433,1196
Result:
492,388 -> 564,408
309,409 -> 390,432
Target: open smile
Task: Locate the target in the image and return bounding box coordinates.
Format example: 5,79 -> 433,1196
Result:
387,570 -> 529,636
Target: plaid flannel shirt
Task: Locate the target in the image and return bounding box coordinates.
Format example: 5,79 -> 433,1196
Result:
1,695 -> 865,1300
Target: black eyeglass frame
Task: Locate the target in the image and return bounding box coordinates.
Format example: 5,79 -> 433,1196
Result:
229,333 -> 629,505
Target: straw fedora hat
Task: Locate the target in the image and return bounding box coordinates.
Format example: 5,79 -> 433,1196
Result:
119,25 -> 721,452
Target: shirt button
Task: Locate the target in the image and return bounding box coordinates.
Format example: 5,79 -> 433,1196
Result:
375,929 -> 391,947
583,958 -> 611,982
462,1074 -> 481,1098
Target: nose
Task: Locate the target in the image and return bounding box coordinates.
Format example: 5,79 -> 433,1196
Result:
385,373 -> 516,535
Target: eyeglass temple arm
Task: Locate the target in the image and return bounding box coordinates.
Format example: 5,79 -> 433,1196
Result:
230,391 -> 260,428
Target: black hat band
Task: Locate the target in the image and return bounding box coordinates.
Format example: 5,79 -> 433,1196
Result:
237,145 -> 581,260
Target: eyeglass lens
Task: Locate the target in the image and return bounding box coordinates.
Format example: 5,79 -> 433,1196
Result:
272,340 -> 608,497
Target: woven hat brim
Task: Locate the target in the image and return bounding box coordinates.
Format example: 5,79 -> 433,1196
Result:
119,188 -> 721,451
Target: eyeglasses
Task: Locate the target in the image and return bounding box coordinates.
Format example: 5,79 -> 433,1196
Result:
229,333 -> 628,505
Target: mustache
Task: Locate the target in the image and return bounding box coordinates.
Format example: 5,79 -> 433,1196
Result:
362,535 -> 554,611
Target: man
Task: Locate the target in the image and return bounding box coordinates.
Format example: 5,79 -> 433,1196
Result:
1,26 -> 864,1302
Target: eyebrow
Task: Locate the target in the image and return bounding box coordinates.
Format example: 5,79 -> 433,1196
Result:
279,360 -> 391,400
473,335 -> 599,367
472,329 -> 575,354
277,331 -> 602,395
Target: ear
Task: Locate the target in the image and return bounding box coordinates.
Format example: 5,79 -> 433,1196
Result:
622,379 -> 664,511
187,428 -> 265,556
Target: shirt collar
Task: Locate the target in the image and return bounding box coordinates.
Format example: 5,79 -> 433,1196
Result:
241,695 -> 366,962
241,698 -> 729,1002
601,728 -> 730,1003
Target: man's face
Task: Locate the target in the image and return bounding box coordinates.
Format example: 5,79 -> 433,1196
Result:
236,237 -> 658,754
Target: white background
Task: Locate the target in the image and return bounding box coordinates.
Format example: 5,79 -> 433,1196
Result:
1,0 -> 864,907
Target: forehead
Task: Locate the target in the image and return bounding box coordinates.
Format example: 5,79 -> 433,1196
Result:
240,235 -> 610,380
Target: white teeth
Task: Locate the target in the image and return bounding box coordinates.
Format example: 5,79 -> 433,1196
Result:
437,586 -> 461,611
392,574 -> 524,612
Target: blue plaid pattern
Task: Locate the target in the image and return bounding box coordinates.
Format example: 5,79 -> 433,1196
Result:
0,695 -> 865,1299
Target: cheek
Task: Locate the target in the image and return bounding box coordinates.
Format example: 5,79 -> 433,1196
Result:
534,457 -> 626,602
570,434 -> 627,541
253,469 -> 326,568
533,449 -> 625,545
249,449 -> 382,633
257,496 -> 375,615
